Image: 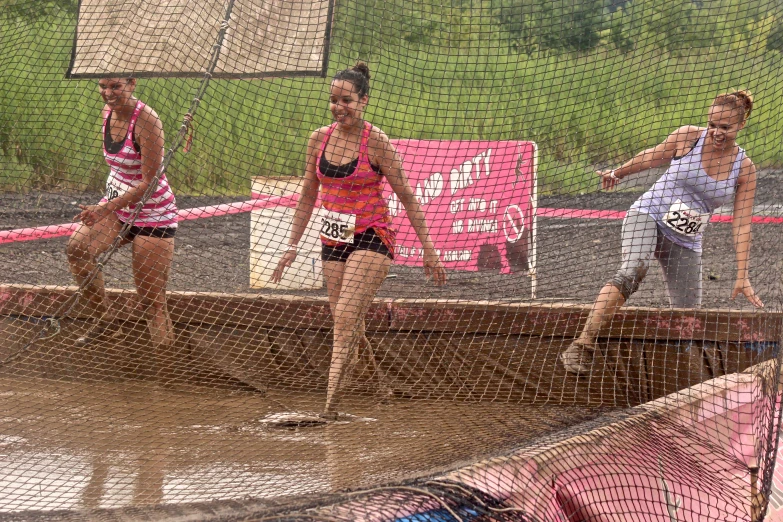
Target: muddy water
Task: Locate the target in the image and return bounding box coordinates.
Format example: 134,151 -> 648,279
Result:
0,377 -> 604,513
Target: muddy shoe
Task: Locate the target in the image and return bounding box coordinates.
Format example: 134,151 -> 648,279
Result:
560,341 -> 595,375
319,411 -> 340,422
375,378 -> 414,403
375,381 -> 396,404
75,321 -> 122,347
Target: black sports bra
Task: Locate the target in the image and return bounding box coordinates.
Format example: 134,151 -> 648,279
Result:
673,137 -> 700,161
318,153 -> 381,179
104,111 -> 140,154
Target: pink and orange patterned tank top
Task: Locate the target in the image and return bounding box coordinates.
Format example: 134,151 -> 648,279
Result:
101,100 -> 178,228
316,121 -> 395,250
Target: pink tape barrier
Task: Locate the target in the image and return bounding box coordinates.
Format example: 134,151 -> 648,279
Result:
537,207 -> 783,223
0,194 -> 299,245
1,192 -> 781,245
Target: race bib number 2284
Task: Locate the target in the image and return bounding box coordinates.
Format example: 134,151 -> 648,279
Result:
664,200 -> 710,237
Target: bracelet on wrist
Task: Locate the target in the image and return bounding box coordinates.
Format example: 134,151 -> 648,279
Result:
609,170 -> 619,181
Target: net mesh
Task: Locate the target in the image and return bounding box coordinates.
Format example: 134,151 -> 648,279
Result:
0,0 -> 782,519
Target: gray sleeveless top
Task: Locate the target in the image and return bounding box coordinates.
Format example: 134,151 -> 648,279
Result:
630,130 -> 745,252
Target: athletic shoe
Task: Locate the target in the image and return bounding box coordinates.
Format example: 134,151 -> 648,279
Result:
319,411 -> 340,421
75,320 -> 122,347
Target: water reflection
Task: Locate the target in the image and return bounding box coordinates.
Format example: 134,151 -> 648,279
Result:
0,379 -> 601,513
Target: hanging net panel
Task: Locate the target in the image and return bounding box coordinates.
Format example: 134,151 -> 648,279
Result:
1,0 -> 782,519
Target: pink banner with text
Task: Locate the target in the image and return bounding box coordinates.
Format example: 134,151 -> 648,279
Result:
387,140 -> 536,274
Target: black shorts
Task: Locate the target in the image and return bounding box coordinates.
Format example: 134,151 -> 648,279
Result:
321,228 -> 392,263
120,223 -> 177,241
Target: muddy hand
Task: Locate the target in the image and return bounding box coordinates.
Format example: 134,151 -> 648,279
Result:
74,204 -> 110,227
271,248 -> 297,283
423,249 -> 446,286
731,278 -> 763,308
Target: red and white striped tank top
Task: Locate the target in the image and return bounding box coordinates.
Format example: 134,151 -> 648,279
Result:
101,101 -> 178,228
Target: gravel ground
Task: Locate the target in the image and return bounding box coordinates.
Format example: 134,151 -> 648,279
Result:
1,168 -> 782,310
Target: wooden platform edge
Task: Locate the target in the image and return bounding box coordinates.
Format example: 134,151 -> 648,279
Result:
0,284 -> 779,341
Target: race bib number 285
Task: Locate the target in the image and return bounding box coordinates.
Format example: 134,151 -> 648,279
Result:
320,210 -> 356,244
664,200 -> 710,237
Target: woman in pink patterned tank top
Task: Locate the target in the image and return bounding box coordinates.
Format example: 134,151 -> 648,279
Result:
272,62 -> 446,419
67,77 -> 177,350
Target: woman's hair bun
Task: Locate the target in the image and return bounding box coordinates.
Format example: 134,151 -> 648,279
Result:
732,89 -> 753,117
714,89 -> 754,121
352,61 -> 370,80
333,61 -> 371,97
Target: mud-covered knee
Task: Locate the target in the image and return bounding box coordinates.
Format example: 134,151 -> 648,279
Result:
609,264 -> 648,300
65,239 -> 90,263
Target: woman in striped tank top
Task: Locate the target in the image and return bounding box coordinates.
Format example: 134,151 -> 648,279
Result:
67,77 -> 178,349
272,62 -> 446,418
561,90 -> 763,375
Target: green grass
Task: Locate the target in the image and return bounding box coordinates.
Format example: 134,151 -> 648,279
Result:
1,14 -> 782,196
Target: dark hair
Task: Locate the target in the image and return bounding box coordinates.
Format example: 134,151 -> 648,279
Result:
713,89 -> 753,122
333,61 -> 371,98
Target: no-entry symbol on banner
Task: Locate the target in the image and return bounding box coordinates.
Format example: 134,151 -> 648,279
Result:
503,204 -> 525,243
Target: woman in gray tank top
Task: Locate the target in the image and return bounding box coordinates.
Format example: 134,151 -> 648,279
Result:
561,90 -> 763,375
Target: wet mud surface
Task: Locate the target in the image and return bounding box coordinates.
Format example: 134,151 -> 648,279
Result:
0,377 -> 605,512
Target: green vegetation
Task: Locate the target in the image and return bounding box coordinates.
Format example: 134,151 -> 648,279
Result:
1,0 -> 782,195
